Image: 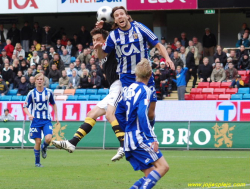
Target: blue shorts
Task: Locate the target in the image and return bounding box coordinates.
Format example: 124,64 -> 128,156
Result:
120,73 -> 157,102
125,142 -> 163,171
29,118 -> 53,139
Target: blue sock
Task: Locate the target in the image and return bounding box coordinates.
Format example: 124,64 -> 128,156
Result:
130,177 -> 145,189
42,141 -> 49,149
140,170 -> 161,189
34,149 -> 40,164
149,117 -> 155,127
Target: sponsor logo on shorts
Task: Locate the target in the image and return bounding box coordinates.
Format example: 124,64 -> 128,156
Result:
30,128 -> 38,132
49,126 -> 53,130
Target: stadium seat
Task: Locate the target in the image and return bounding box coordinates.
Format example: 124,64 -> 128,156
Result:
218,94 -> 231,100
11,96 -> 23,101
89,95 -> 101,101
220,82 -> 231,88
213,88 -> 226,94
243,94 -> 250,100
77,95 -> 89,101
71,57 -> 76,63
54,89 -> 64,96
55,95 -> 68,101
230,94 -> 243,100
225,88 -> 238,94
247,70 -> 250,75
86,89 -> 97,95
50,83 -> 59,89
202,88 -> 214,94
190,88 -> 202,94
7,89 -> 18,95
98,89 -> 109,95
238,70 -> 247,76
185,94 -> 195,100
238,88 -> 250,94
67,95 -> 78,101
197,82 -> 209,88
206,94 -> 219,100
75,89 -> 86,95
209,82 -> 221,88
64,89 -> 76,96
101,95 -> 107,100
194,94 -> 207,100
22,96 -> 27,101
241,76 -> 249,83
1,96 -> 12,101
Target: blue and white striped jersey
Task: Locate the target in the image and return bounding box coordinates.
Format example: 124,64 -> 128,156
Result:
102,21 -> 159,74
115,82 -> 158,151
23,88 -> 55,120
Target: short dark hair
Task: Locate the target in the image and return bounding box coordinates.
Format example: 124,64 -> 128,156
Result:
90,28 -> 109,40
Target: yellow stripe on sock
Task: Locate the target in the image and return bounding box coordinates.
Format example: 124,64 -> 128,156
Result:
116,132 -> 125,138
77,128 -> 87,136
85,117 -> 96,127
111,120 -> 119,127
74,133 -> 83,139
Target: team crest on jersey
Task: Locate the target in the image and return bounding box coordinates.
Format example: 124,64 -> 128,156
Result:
133,31 -> 138,39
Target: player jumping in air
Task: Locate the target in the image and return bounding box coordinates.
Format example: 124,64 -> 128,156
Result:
23,73 -> 58,167
52,28 -> 125,162
116,58 -> 169,189
94,6 -> 175,128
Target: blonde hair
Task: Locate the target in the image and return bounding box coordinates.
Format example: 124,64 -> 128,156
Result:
15,43 -> 22,49
35,73 -> 44,81
135,58 -> 152,82
82,69 -> 89,77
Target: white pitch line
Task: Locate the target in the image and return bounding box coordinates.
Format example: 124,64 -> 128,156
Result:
169,156 -> 250,159
184,184 -> 250,189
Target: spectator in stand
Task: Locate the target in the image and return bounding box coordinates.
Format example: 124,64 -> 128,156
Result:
0,109 -> 14,121
61,49 -> 71,66
172,51 -> 184,68
14,70 -> 23,89
224,57 -> 232,70
55,39 -> 62,54
78,69 -> 90,89
2,63 -> 13,89
171,37 -> 178,51
230,75 -> 244,88
61,35 -> 69,46
38,45 -> 48,59
25,68 -> 34,81
10,54 -> 17,64
26,45 -> 36,63
40,53 -> 49,66
20,22 -> 32,54
237,45 -> 248,60
7,23 -> 20,46
0,75 -> 8,96
78,26 -> 91,48
49,53 -> 65,71
72,34 -> 80,48
154,69 -> 162,94
229,50 -> 238,68
193,37 -> 203,63
78,48 -> 91,64
75,44 -> 83,58
185,40 -> 199,67
203,28 -> 217,57
160,37 -> 168,49
167,47 -> 174,59
151,56 -> 160,72
236,32 -> 250,47
150,46 -> 160,57
175,41 -> 181,52
87,57 -> 100,71
74,59 -> 81,71
30,51 -> 40,66
211,62 -> 226,82
12,59 -> 19,76
32,22 -> 42,44
238,23 -> 248,40
66,40 -> 76,57
17,76 -> 29,96
13,43 -> 25,58
30,63 -> 37,75
59,46 -> 66,56
40,70 -> 49,88
178,32 -> 189,48
57,70 -> 69,89
42,26 -> 52,47
77,63 -> 87,77
20,60 -> 28,74
173,66 -> 188,100
238,54 -> 250,70
179,46 -> 186,67
35,65 -> 43,75
49,47 -> 56,60
4,39 -> 14,58
159,62 -> 170,98
214,45 -> 227,67
0,24 -> 8,52
226,62 -> 238,82
198,57 -> 213,82
90,64 -> 102,78
48,64 -> 60,84
28,76 -> 36,91
42,59 -> 50,77
186,47 -> 197,88
33,40 -> 41,51
67,70 -> 79,89
67,63 -> 78,77
0,49 -> 11,70
90,70 -> 101,89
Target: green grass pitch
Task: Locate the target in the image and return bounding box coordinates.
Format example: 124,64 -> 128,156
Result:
0,149 -> 249,189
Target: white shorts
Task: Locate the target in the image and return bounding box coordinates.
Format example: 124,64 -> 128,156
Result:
97,80 -> 122,110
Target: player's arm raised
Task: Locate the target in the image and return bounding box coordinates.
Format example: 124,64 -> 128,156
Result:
94,42 -> 108,60
155,43 -> 175,70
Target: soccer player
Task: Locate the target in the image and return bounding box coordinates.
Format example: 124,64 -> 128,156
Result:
94,6 -> 175,127
52,28 -> 125,162
115,58 -> 169,189
23,73 -> 58,167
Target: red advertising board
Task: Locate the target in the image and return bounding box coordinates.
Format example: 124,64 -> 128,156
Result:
127,0 -> 197,11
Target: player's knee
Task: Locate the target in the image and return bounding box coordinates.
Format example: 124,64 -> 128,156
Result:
45,135 -> 52,143
105,112 -> 114,123
87,110 -> 94,118
162,161 -> 169,174
35,139 -> 42,145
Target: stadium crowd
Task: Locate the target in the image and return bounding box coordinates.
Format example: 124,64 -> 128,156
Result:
0,22 -> 250,99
